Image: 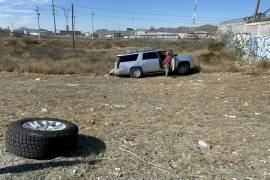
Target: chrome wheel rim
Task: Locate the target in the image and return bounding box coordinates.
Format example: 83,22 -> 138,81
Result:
23,120 -> 66,131
133,69 -> 141,78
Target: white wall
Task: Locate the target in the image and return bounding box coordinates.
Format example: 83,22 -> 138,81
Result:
219,21 -> 270,59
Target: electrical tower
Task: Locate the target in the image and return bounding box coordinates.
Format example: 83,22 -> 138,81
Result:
192,0 -> 198,33
254,0 -> 261,21
35,7 -> 41,39
52,0 -> 57,35
62,7 -> 70,31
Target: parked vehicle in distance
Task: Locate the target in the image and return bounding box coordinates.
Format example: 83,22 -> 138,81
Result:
112,48 -> 195,78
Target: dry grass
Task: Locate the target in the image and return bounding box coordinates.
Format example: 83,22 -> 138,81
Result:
0,38 -> 269,75
0,72 -> 269,179
0,55 -> 114,75
194,49 -> 241,73
245,60 -> 270,75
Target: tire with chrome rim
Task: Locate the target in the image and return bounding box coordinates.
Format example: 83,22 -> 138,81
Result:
5,118 -> 78,159
130,67 -> 143,78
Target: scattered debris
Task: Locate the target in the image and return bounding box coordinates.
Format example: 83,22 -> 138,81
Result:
244,102 -> 249,106
90,120 -> 96,126
113,104 -> 126,109
191,80 -> 205,86
225,114 -> 236,118
72,169 -> 78,175
41,107 -> 48,113
66,84 -> 80,87
118,147 -> 171,171
263,171 -> 270,176
156,107 -> 163,111
198,140 -> 210,150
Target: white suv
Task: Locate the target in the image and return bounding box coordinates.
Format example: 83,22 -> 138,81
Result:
112,49 -> 194,78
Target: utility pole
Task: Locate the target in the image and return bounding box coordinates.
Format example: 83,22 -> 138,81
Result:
35,7 -> 41,39
91,12 -> 94,47
62,7 -> 70,31
192,0 -> 198,33
72,3 -> 75,51
254,0 -> 261,21
52,0 -> 57,35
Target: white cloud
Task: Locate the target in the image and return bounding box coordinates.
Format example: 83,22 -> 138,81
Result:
10,0 -> 49,5
0,0 -> 49,28
0,14 -> 11,18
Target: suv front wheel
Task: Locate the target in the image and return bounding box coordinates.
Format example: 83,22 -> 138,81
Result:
130,67 -> 143,78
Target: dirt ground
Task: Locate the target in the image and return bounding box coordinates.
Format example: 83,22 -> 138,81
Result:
0,71 -> 269,179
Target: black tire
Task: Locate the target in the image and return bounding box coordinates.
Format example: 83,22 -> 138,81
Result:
130,67 -> 143,78
5,118 -> 78,159
177,62 -> 190,75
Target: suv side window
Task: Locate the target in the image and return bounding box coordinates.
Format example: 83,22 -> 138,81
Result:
119,54 -> 138,62
143,52 -> 158,60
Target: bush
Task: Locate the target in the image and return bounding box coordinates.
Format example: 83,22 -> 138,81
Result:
198,52 -> 216,64
208,41 -> 225,52
255,60 -> 270,70
196,49 -> 240,73
23,38 -> 39,45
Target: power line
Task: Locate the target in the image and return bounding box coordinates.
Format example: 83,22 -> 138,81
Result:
75,6 -> 229,20
75,13 -> 221,23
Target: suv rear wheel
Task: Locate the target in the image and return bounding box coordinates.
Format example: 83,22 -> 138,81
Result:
130,67 -> 143,78
177,62 -> 190,75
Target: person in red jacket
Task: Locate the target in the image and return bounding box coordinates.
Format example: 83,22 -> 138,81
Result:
164,51 -> 172,77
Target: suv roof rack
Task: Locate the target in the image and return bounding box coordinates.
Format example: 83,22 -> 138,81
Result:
127,48 -> 155,54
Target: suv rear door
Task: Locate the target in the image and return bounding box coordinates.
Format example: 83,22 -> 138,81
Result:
141,51 -> 160,73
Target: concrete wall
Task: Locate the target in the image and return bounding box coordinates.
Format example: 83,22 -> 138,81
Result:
219,21 -> 270,36
219,21 -> 270,59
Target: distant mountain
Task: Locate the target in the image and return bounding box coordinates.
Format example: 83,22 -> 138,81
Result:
156,25 -> 218,33
16,27 -> 51,33
95,25 -> 218,36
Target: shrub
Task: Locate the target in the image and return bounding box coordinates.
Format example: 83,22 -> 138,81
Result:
23,38 -> 39,45
208,41 -> 225,52
198,52 -> 216,64
255,60 -> 270,70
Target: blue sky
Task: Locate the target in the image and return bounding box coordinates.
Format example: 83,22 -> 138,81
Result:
0,0 -> 270,32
